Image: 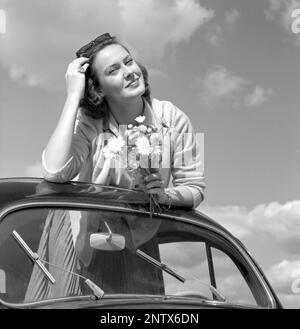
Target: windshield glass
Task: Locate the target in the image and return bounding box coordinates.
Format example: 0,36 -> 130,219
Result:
0,207 -> 269,306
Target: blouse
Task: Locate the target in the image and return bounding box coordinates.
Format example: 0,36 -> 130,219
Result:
42,97 -> 205,208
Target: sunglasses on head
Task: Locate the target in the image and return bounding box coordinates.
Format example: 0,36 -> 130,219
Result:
76,33 -> 114,58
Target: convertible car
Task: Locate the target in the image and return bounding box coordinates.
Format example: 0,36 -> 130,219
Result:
0,177 -> 282,309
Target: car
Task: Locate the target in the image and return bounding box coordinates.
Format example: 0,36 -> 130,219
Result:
0,177 -> 282,309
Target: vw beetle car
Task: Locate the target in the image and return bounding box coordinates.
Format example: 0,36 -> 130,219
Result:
0,177 -> 282,309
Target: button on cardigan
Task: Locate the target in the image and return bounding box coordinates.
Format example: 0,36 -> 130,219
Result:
42,98 -> 205,207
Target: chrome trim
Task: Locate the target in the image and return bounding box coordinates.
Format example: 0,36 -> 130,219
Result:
0,293 -> 265,309
0,295 -> 95,309
0,200 -> 278,309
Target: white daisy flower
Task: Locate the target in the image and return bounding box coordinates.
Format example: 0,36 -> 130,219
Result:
136,136 -> 152,156
139,124 -> 147,133
103,136 -> 125,159
135,115 -> 146,124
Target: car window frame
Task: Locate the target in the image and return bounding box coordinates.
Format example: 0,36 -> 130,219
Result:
0,199 -> 279,309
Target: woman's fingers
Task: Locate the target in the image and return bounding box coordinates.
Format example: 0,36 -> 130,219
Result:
65,57 -> 90,99
147,187 -> 164,195
145,179 -> 164,190
143,172 -> 165,195
73,56 -> 90,66
144,172 -> 162,183
76,57 -> 90,73
79,63 -> 90,73
68,58 -> 89,73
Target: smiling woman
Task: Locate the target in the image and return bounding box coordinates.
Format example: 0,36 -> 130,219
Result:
43,32 -> 205,208
37,33 -> 205,300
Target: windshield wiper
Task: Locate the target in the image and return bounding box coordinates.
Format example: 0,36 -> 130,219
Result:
135,248 -> 226,302
12,230 -> 55,284
136,249 -> 186,282
11,230 -> 104,299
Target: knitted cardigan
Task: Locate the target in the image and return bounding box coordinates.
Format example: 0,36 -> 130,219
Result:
42,98 -> 205,207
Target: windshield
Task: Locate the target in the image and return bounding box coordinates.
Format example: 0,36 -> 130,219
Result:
0,207 -> 270,307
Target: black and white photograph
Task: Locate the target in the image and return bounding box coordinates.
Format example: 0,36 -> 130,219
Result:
0,0 -> 299,312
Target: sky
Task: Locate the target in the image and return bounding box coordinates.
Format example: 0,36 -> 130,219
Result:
0,0 -> 299,308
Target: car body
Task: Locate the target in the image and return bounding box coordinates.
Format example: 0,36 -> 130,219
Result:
0,177 -> 282,309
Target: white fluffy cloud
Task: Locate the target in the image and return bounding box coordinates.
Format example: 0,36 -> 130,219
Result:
0,0 -> 214,90
265,0 -> 300,45
266,260 -> 300,292
0,9 -> 6,34
224,8 -> 240,28
204,8 -> 240,48
244,86 -> 273,108
194,65 -> 273,110
205,25 -> 224,48
119,0 -> 214,60
202,201 -> 300,247
266,260 -> 300,308
194,65 -> 247,108
201,201 -> 300,308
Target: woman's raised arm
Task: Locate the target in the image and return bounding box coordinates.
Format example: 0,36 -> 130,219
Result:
44,57 -> 89,173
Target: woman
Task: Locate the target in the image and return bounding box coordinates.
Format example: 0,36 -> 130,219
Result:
42,33 -> 205,208
25,33 -> 205,301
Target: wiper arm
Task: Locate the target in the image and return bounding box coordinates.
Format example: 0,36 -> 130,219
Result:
135,248 -> 226,302
11,230 -> 104,299
136,249 -> 185,283
12,230 -> 55,284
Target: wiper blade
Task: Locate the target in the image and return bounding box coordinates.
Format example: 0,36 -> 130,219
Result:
136,249 -> 185,283
12,230 -> 56,284
135,248 -> 226,302
11,230 -> 104,299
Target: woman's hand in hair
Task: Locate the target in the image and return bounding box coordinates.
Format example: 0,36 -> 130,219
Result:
65,57 -> 90,101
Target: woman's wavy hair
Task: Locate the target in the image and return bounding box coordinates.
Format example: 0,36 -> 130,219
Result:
79,37 -> 151,119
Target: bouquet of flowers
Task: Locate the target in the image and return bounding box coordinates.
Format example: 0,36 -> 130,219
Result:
126,115 -> 163,216
102,115 -> 166,217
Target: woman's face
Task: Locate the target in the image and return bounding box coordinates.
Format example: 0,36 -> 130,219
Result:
93,44 -> 145,102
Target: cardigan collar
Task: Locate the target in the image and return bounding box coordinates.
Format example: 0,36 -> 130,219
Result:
103,97 -> 160,137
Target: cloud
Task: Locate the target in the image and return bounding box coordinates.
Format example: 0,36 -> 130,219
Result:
25,161 -> 42,177
200,204 -> 252,238
201,201 -> 300,247
119,0 -> 214,62
244,86 -> 273,108
266,260 -> 300,308
193,65 -> 273,110
8,66 -> 46,88
194,65 -> 247,109
265,0 -> 282,20
205,25 -> 224,48
200,201 -> 300,307
204,8 -> 239,48
0,0 -> 214,89
224,8 -> 240,28
266,260 -> 300,292
160,241 -> 207,269
0,9 -> 6,34
265,0 -> 300,45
